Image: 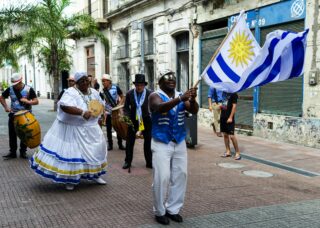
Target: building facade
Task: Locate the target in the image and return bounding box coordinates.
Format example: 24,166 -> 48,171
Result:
70,0 -> 108,85
196,0 -> 320,149
0,0 -> 88,98
106,0 -> 195,93
73,0 -> 320,149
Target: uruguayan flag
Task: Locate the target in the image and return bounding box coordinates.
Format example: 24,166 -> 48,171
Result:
202,12 -> 260,86
202,12 -> 309,93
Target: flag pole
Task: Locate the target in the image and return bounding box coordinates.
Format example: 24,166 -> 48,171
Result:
192,12 -> 244,88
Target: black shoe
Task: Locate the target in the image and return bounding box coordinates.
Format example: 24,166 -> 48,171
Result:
155,215 -> 170,225
118,145 -> 126,150
122,162 -> 131,169
20,153 -> 28,159
108,145 -> 113,151
146,164 -> 152,169
3,153 -> 17,160
165,212 -> 183,223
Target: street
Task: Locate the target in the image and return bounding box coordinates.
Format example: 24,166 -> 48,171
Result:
1,99 -> 320,228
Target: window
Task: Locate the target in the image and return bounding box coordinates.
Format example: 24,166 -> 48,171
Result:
144,23 -> 154,55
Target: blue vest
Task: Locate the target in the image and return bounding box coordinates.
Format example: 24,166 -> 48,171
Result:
9,85 -> 31,112
151,92 -> 186,144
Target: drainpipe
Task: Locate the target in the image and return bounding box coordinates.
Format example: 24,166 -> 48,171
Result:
253,9 -> 260,115
32,55 -> 36,92
310,0 -> 319,71
140,21 -> 145,74
189,23 -> 194,90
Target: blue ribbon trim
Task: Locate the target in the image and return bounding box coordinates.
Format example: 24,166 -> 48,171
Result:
40,144 -> 86,163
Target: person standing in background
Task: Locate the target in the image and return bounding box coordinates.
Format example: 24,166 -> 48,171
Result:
93,78 -> 100,91
220,93 -> 241,160
100,74 -> 126,151
208,87 -> 225,137
58,75 -> 75,100
122,74 -> 152,170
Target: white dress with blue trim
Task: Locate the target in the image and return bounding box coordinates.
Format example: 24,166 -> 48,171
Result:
30,87 -> 108,184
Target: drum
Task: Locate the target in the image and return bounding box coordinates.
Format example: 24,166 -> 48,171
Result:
14,110 -> 41,149
111,105 -> 128,140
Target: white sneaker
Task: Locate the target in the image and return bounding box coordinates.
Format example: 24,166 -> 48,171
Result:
94,177 -> 106,185
65,184 -> 75,191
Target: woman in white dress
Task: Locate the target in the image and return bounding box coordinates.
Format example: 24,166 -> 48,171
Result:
30,72 -> 108,190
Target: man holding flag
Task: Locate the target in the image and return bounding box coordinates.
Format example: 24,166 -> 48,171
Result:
149,69 -> 198,225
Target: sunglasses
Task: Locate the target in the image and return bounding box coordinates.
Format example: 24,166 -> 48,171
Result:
162,74 -> 176,81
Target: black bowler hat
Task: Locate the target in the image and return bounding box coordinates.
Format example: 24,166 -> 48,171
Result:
133,74 -> 148,85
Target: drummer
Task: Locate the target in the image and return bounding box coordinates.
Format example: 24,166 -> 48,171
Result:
100,74 -> 126,151
0,73 -> 39,160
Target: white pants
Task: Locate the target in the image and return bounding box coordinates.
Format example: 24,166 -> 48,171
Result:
151,138 -> 187,216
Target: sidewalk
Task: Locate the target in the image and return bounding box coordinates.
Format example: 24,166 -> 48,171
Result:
1,100 -> 320,227
198,127 -> 320,175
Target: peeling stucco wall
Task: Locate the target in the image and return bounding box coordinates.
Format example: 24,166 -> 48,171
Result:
198,108 -> 214,130
198,109 -> 320,149
254,114 -> 320,149
303,0 -> 320,119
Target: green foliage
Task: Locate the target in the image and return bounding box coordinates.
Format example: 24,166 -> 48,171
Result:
14,122 -> 34,143
38,46 -> 72,74
0,0 -> 109,108
1,81 -> 9,90
121,115 -> 135,131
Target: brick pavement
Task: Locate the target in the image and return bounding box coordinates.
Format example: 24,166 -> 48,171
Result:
142,199 -> 320,228
0,99 -> 320,227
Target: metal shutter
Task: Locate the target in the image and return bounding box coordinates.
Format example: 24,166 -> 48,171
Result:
236,87 -> 254,129
200,28 -> 227,108
259,20 -> 304,117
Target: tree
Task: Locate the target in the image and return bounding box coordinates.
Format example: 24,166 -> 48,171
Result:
0,0 -> 108,110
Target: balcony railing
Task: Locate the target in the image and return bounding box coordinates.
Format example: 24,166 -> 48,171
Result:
137,39 -> 155,56
77,0 -> 102,19
116,44 -> 130,59
109,0 -> 141,13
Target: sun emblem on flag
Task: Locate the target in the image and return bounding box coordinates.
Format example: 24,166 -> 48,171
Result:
228,31 -> 255,67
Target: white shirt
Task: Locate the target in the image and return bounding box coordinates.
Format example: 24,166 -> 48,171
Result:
57,87 -> 105,126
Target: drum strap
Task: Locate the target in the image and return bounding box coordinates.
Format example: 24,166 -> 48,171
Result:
102,89 -> 117,108
12,85 -> 31,110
